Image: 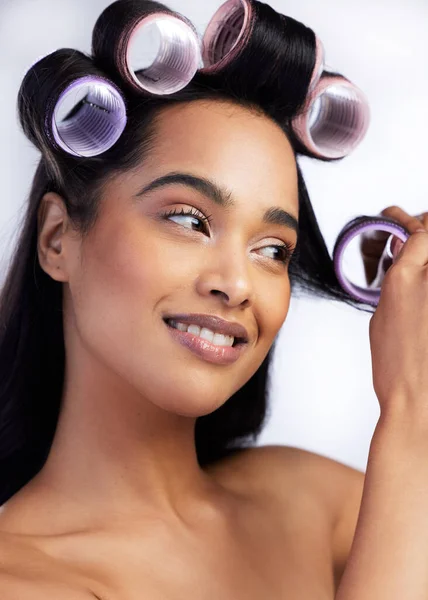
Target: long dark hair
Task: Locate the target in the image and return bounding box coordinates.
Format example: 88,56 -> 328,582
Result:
0,0 -> 373,505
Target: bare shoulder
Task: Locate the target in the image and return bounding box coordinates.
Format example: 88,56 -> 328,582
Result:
215,443 -> 364,508
215,444 -> 365,584
0,533 -> 99,599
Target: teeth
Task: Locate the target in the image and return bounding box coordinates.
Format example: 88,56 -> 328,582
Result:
187,324 -> 201,336
168,320 -> 235,347
199,327 -> 214,343
213,332 -> 232,346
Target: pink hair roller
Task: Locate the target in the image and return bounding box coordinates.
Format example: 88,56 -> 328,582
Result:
292,75 -> 371,159
200,0 -> 324,88
200,0 -> 254,73
92,0 -> 201,96
200,0 -> 369,160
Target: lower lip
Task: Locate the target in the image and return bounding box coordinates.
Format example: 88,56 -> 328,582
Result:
164,321 -> 248,365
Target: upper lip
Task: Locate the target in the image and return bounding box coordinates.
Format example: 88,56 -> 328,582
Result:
164,314 -> 249,342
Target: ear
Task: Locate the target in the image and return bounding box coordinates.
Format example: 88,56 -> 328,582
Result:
37,192 -> 74,283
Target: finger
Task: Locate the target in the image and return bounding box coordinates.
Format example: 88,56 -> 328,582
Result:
391,238 -> 405,261
415,213 -> 428,230
390,235 -> 404,258
381,206 -> 428,258
380,205 -> 427,235
392,230 -> 428,266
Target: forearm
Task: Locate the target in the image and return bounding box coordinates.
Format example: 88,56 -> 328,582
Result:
336,411 -> 428,600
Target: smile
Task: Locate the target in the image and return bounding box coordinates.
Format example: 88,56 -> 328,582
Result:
168,319 -> 235,347
164,319 -> 248,366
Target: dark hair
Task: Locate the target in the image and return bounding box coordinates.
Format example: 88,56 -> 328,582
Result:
0,0 -> 373,505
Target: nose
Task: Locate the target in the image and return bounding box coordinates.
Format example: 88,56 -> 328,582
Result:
195,243 -> 255,308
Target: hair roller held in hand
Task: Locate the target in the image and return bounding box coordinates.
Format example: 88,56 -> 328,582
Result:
200,0 -> 370,159
91,0 -> 201,96
18,49 -> 128,158
332,216 -> 411,307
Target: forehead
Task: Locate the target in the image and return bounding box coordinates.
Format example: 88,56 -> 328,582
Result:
139,100 -> 298,213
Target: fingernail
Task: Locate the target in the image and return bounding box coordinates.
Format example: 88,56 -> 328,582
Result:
392,240 -> 404,261
415,228 -> 426,232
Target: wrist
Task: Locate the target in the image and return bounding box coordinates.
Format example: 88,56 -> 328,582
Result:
372,407 -> 428,456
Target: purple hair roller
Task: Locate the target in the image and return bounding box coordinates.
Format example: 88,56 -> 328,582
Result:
19,49 -> 128,158
333,216 -> 410,306
50,75 -> 127,158
92,1 -> 201,95
292,75 -> 371,159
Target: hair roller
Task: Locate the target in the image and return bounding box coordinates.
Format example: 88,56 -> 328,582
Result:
291,73 -> 371,159
332,215 -> 410,306
200,0 -> 321,120
18,48 -> 127,158
91,0 -> 201,96
200,0 -> 253,72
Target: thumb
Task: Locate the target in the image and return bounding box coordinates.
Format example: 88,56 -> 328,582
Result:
392,239 -> 404,262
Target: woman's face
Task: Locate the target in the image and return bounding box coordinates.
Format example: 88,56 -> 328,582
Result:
60,100 -> 299,417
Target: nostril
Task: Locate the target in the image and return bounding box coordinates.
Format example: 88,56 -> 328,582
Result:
211,290 -> 230,301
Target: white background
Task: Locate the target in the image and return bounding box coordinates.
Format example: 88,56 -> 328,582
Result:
0,0 -> 426,472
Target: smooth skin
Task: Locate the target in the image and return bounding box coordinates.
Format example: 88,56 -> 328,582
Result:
0,99 -> 425,598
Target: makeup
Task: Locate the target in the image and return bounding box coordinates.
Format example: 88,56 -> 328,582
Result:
164,320 -> 248,365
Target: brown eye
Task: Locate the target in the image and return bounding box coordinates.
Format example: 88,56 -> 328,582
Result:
258,242 -> 295,265
163,207 -> 212,233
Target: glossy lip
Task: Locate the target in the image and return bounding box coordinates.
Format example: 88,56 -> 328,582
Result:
164,320 -> 248,366
162,313 -> 249,342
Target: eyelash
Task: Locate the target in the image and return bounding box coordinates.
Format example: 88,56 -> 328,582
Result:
161,206 -> 296,265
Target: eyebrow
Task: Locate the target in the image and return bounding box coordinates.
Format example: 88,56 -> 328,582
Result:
134,171 -> 299,235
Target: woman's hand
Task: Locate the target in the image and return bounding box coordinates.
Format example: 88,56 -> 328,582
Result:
368,207 -> 428,420
360,206 -> 428,286
338,215 -> 428,599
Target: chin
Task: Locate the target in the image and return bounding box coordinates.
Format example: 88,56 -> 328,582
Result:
155,389 -> 230,419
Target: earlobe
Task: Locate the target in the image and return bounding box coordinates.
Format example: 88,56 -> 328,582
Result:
37,192 -> 70,283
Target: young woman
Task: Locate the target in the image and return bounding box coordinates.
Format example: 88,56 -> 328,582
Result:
1,1 -> 427,598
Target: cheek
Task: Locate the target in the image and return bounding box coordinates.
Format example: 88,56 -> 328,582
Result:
238,277 -> 291,381
79,222 -> 195,304
259,276 -> 291,341
68,222 -> 202,359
